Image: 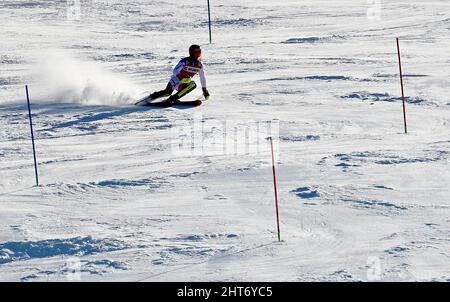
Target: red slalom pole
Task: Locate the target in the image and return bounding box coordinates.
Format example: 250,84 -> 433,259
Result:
396,38 -> 408,134
268,137 -> 281,242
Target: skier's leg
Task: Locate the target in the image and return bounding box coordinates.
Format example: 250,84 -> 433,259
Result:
150,82 -> 173,99
168,81 -> 197,102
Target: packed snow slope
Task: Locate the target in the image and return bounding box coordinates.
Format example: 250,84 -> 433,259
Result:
1,0 -> 450,281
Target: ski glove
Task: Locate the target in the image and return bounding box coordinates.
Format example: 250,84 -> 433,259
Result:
202,88 -> 210,100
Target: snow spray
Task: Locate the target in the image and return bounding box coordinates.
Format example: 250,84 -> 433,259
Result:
32,49 -> 142,105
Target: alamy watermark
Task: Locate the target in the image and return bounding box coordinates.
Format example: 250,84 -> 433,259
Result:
366,256 -> 382,281
66,0 -> 116,20
367,0 -> 382,21
66,0 -> 81,21
65,257 -> 81,281
170,113 -> 279,160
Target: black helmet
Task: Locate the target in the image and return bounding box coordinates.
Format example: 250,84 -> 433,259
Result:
189,44 -> 202,59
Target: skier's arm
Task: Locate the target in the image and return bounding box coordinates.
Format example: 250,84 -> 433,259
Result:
199,66 -> 209,100
199,66 -> 207,88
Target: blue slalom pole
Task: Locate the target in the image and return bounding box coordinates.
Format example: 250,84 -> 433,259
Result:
25,85 -> 39,186
207,0 -> 212,44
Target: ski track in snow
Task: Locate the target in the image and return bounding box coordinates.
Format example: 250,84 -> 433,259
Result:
1,0 -> 450,281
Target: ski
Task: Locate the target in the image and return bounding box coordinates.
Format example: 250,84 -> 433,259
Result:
135,96 -> 153,106
134,93 -> 171,106
174,99 -> 202,106
135,99 -> 202,107
137,99 -> 174,107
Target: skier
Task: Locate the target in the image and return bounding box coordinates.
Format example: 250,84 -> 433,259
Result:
143,44 -> 210,106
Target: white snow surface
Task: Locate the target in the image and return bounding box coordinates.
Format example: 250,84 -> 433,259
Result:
1,0 -> 450,281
